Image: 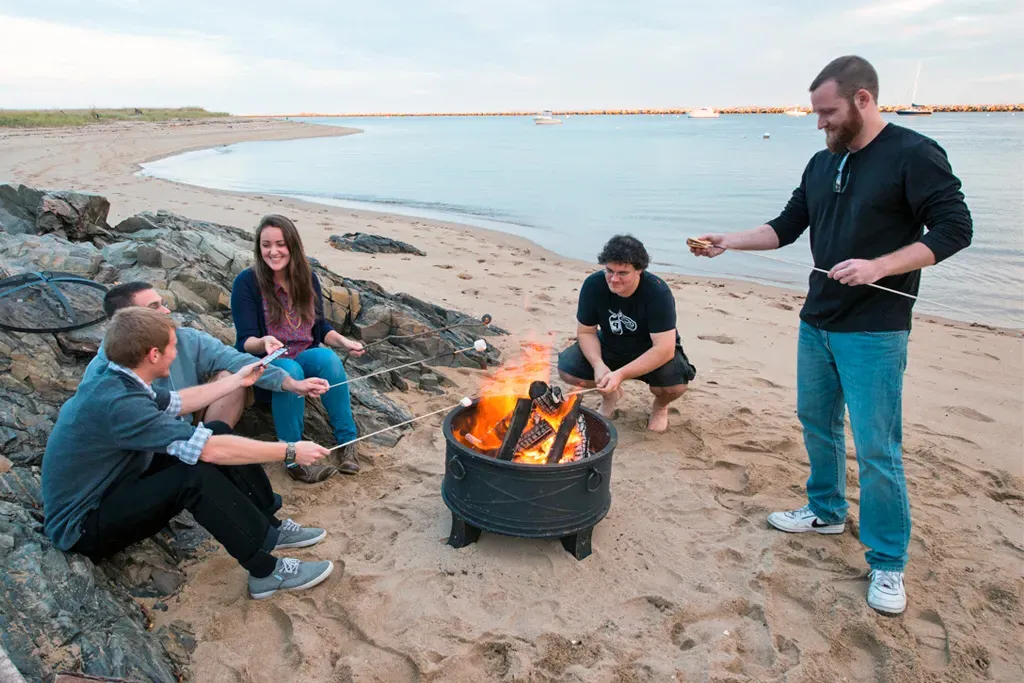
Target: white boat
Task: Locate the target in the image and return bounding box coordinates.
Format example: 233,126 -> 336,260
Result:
895,62 -> 933,116
783,107 -> 808,117
687,107 -> 719,119
533,110 -> 563,125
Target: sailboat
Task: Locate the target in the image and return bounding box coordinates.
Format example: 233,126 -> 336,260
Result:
896,62 -> 933,116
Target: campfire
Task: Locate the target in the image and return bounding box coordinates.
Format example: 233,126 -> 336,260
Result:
440,343 -> 618,560
452,344 -> 591,465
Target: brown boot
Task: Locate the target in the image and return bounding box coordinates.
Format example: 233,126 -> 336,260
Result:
286,463 -> 338,483
335,445 -> 360,475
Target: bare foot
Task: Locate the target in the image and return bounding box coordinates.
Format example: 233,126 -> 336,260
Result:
599,388 -> 623,418
648,404 -> 669,432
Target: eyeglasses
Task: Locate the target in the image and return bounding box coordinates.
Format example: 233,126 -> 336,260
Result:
834,152 -> 851,194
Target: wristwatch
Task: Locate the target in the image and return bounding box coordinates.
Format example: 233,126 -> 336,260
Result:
284,442 -> 298,469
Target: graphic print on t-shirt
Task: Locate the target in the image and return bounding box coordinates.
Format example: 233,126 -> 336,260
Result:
608,310 -> 638,335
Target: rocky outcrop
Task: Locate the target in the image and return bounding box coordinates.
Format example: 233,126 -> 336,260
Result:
0,184 -> 505,682
0,185 -> 112,241
328,232 -> 426,256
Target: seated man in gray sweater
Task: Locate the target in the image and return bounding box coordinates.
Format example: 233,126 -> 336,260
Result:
86,281 -> 340,482
43,307 -> 336,599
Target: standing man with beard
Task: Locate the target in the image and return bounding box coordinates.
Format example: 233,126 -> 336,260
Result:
690,55 -> 972,615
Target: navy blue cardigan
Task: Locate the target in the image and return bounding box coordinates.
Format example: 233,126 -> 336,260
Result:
230,267 -> 336,356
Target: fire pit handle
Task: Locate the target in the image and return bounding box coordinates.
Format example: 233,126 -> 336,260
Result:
449,456 -> 467,481
586,469 -> 603,492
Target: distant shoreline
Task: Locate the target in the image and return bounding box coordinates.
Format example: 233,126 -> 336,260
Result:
247,104 -> 1023,117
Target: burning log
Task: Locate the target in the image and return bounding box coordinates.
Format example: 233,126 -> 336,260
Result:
572,413 -> 590,460
516,418 -> 555,452
496,398 -> 533,461
546,395 -> 582,464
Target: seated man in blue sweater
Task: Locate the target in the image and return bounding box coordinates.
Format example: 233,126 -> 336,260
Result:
86,281 -> 341,481
43,307 -> 336,599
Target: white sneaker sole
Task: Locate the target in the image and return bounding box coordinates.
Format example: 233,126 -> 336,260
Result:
868,595 -> 907,616
250,561 -> 334,600
767,515 -> 846,535
274,529 -> 327,550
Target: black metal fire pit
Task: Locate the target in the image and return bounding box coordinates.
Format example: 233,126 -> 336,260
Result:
441,400 -> 617,560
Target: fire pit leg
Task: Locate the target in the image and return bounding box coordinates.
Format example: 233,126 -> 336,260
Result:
560,527 -> 594,560
447,512 -> 482,549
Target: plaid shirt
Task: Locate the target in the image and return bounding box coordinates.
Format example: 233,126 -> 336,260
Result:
107,362 -> 212,466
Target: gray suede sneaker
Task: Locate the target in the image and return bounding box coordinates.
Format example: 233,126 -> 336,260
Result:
274,518 -> 327,550
248,558 -> 334,600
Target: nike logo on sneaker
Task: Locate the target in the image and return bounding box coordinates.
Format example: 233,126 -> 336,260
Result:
811,518 -> 833,528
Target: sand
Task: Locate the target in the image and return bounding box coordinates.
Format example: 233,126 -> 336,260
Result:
2,119 -> 1022,683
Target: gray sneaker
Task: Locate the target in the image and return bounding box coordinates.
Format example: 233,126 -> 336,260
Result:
274,518 -> 327,550
248,558 -> 334,600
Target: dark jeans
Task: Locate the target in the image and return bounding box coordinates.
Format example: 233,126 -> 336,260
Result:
71,421 -> 282,577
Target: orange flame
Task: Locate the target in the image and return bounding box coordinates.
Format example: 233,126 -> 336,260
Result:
454,342 -> 585,464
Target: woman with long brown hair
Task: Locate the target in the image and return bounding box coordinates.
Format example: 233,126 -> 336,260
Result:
231,214 -> 364,483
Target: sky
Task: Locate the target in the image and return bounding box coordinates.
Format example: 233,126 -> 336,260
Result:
1,0 -> 1021,113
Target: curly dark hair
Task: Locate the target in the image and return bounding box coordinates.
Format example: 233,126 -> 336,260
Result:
597,234 -> 649,271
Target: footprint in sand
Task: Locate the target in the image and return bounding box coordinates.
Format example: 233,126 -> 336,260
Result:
841,625 -> 886,683
698,334 -> 736,345
945,406 -> 994,423
711,460 -> 749,493
907,610 -> 951,669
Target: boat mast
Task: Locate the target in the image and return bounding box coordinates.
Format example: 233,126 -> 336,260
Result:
911,61 -> 922,106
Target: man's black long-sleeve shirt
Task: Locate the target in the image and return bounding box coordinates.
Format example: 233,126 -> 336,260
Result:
768,123 -> 973,332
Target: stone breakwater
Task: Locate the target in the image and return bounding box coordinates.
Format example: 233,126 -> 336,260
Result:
0,183 -> 504,682
253,103 -> 1024,117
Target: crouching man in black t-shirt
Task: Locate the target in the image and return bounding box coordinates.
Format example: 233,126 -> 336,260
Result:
557,235 -> 696,432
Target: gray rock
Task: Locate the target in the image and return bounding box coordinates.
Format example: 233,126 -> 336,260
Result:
100,241 -> 138,268
0,184 -> 111,241
0,185 -> 45,235
0,501 -> 185,683
112,214 -> 160,234
36,191 -> 112,241
0,185 -> 510,682
328,232 -> 426,256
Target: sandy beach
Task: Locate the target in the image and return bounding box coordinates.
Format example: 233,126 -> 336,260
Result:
2,118 -> 1021,683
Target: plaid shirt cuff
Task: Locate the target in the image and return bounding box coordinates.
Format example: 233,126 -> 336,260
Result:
165,422 -> 213,465
165,390 -> 182,416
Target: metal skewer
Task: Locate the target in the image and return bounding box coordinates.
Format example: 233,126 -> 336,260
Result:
327,339 -> 489,389
686,237 -> 992,323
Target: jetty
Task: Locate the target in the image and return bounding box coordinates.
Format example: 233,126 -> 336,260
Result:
251,104 -> 1024,118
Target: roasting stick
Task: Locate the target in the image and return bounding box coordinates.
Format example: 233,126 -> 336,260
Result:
685,237 -> 988,323
357,314 -> 493,352
327,339 -> 489,389
328,397 -> 474,452
564,387 -> 603,399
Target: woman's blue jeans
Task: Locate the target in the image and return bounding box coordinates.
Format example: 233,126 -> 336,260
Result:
271,347 -> 358,446
797,321 -> 911,571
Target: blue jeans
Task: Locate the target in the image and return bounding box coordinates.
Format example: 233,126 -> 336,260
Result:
797,321 -> 910,571
271,347 -> 358,446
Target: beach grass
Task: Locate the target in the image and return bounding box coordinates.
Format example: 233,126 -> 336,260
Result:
0,107 -> 229,128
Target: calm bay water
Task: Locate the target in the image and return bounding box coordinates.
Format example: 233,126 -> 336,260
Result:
141,113 -> 1023,327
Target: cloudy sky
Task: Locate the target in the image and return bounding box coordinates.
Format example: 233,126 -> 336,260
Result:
1,0 -> 1021,113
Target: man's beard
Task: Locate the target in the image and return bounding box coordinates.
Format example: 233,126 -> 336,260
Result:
825,104 -> 863,153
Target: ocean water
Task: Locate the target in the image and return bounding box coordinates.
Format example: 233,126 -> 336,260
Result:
140,113 -> 1023,328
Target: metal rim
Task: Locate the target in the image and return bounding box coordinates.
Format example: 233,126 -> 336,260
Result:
0,271 -> 108,334
441,399 -> 618,471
